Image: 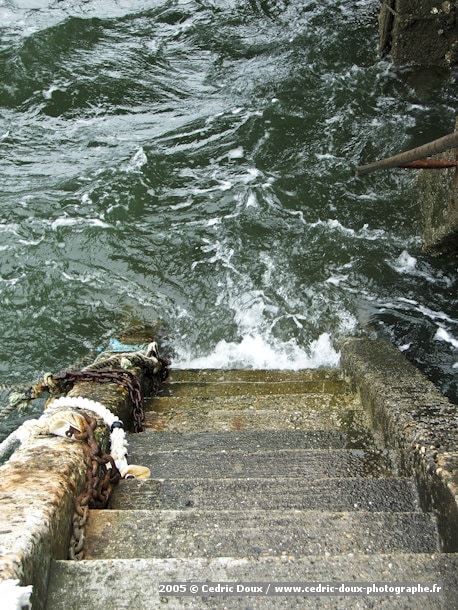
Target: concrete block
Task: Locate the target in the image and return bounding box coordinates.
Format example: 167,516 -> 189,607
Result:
419,148 -> 458,255
341,337 -> 458,551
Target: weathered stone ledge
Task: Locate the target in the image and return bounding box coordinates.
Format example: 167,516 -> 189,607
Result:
1,342 -> 456,607
419,147 -> 458,256
0,365 -> 149,609
341,336 -> 458,551
0,435 -> 87,608
379,0 -> 458,67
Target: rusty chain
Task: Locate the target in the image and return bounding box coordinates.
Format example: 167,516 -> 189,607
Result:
68,412 -> 121,560
5,344 -> 170,429
51,369 -> 146,432
3,344 -> 171,558
60,361 -> 171,556
48,348 -> 171,432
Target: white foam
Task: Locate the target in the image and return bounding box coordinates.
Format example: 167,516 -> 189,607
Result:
315,153 -> 337,161
388,251 -> 444,285
175,332 -> 340,370
227,147 -> 244,160
326,274 -> 348,286
42,83 -> 69,100
125,147 -> 147,172
399,343 -> 412,352
416,304 -> 456,325
51,217 -> 110,230
389,298 -> 457,326
242,168 -> 261,183
246,192 -> 258,207
206,218 -> 221,227
391,250 -> 417,273
434,327 -> 458,349
218,180 -> 232,191
309,219 -> 385,240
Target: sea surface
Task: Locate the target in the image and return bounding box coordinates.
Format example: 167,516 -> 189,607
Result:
1,0 -> 457,438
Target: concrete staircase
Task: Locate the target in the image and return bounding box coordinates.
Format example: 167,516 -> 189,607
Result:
45,369 -> 455,609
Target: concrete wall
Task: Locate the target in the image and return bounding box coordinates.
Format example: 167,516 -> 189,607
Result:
419,148 -> 458,255
379,0 -> 458,67
341,337 -> 458,552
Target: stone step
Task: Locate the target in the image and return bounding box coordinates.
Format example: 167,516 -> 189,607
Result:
83,509 -> 439,559
109,477 -> 419,513
126,445 -> 393,479
159,370 -> 350,399
165,369 -> 345,384
144,409 -> 370,433
147,393 -> 362,414
144,399 -> 369,434
159,380 -> 352,399
129,430 -> 377,452
46,554 -> 458,609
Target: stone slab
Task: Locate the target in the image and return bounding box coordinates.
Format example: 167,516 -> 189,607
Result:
128,430 -> 377,452
109,477 -> 419,513
125,445 -> 393,479
341,337 -> 458,551
83,508 -> 439,559
46,554 -> 458,609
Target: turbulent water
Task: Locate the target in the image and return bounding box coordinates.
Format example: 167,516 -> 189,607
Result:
0,0 -> 457,436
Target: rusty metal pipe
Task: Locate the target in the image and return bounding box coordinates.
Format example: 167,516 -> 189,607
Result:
398,159 -> 458,169
354,130 -> 458,176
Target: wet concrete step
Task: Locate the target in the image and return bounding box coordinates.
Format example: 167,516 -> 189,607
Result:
109,477 -> 419,512
46,554 -> 458,609
159,381 -> 352,398
144,398 -> 369,433
126,446 -> 393,479
164,369 -> 346,384
148,393 -> 362,414
132,430 -> 376,452
145,409 -> 369,434
159,369 -> 350,398
83,509 -> 439,559
145,369 -> 367,433
160,369 -> 351,397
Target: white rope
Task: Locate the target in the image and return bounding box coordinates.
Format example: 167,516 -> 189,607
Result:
1,396 -> 150,479
46,396 -> 130,475
47,396 -> 119,427
0,430 -> 21,463
0,419 -> 48,463
0,579 -> 32,610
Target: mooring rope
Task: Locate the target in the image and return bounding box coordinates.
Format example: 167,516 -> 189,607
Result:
0,392 -> 31,422
87,340 -> 162,374
0,351 -> 99,422
0,338 -> 169,460
0,418 -> 49,462
45,396 -> 149,478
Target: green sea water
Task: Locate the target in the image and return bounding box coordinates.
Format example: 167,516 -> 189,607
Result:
0,0 -> 457,437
